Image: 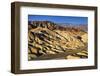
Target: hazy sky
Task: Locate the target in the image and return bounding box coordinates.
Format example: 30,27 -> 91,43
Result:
28,15 -> 88,25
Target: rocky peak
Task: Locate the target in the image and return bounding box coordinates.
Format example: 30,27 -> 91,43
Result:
28,21 -> 56,30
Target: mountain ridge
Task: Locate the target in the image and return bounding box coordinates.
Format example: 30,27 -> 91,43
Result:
28,21 -> 88,60
28,21 -> 87,32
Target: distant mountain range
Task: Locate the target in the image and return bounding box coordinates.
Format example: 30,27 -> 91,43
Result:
57,23 -> 87,26
28,21 -> 88,32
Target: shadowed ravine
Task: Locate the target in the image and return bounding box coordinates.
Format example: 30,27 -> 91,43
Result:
28,21 -> 88,60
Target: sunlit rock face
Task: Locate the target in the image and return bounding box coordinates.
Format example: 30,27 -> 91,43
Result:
28,21 -> 88,60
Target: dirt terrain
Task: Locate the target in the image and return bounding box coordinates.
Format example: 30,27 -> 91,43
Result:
28,21 -> 88,60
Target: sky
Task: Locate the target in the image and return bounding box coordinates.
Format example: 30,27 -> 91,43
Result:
28,15 -> 88,25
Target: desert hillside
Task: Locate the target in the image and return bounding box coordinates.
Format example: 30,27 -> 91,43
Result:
28,21 -> 88,60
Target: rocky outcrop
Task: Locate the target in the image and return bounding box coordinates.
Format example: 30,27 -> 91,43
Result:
28,21 -> 88,60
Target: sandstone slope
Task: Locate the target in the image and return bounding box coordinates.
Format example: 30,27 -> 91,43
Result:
28,21 -> 88,60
